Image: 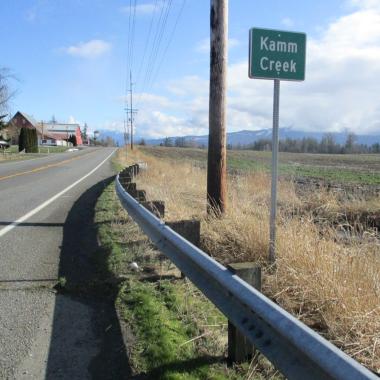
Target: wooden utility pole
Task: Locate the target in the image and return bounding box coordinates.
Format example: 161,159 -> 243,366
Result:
207,0 -> 228,215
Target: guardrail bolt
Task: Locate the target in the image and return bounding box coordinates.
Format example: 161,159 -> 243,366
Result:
227,263 -> 261,365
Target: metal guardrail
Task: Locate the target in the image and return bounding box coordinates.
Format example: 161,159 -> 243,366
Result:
115,172 -> 378,380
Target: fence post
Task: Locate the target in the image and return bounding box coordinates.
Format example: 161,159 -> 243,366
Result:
227,263 -> 261,365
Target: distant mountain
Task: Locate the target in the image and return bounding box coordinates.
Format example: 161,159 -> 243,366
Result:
98,128 -> 380,147
96,129 -> 144,146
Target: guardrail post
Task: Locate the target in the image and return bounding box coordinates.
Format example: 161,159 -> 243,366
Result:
123,182 -> 136,193
227,263 -> 261,365
141,201 -> 165,218
166,220 -> 200,247
166,220 -> 201,278
119,176 -> 132,187
136,190 -> 146,202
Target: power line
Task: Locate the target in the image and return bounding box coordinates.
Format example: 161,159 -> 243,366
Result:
136,0 -> 186,111
130,0 -> 138,74
128,71 -> 138,150
136,0 -> 170,106
123,0 -> 138,148
149,0 -> 186,93
144,0 -> 173,94
126,0 -> 132,76
135,0 -> 159,91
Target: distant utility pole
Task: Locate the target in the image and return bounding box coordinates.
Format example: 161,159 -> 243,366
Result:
123,111 -> 129,156
129,70 -> 138,151
207,0 -> 228,215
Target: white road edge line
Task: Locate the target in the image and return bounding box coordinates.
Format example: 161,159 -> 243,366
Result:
0,149 -> 116,238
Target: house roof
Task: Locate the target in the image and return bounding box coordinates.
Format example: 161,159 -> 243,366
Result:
43,132 -> 69,140
45,123 -> 80,133
17,111 -> 38,127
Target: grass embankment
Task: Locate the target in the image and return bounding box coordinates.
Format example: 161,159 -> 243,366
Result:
114,147 -> 380,374
95,175 -> 277,379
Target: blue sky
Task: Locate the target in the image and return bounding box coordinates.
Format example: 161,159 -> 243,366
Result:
2,0 -> 380,137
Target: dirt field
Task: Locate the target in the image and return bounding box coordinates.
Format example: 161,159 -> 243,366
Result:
141,146 -> 380,185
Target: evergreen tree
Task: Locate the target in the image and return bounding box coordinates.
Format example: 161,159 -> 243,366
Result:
19,128 -> 38,153
18,128 -> 25,152
82,123 -> 88,141
68,134 -> 77,146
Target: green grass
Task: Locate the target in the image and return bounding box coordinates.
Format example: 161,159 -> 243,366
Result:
5,145 -> 69,153
140,146 -> 380,185
94,178 -> 276,379
38,145 -> 69,153
0,145 -> 71,163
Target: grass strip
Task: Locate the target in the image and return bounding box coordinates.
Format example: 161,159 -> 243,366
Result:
95,179 -> 275,379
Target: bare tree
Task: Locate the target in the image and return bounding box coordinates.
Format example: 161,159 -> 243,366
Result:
0,68 -> 16,114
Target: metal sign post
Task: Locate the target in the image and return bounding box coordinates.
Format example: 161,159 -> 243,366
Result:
269,79 -> 280,263
248,27 -> 306,263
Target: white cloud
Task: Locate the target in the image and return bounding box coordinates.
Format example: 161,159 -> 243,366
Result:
226,3 -> 380,134
281,17 -> 295,28
106,2 -> 380,137
121,1 -> 163,15
348,0 -> 380,11
61,39 -> 111,59
68,116 -> 81,124
168,75 -> 209,97
124,93 -> 173,109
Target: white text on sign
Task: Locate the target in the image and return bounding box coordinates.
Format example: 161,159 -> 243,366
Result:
260,36 -> 298,74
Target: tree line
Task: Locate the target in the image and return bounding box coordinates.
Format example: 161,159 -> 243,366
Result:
239,133 -> 380,154
152,133 -> 380,154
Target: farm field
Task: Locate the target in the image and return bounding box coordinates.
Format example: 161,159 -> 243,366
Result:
140,146 -> 380,185
113,146 -> 380,374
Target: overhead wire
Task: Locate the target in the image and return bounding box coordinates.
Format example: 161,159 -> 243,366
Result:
123,0 -> 138,145
135,0 -> 159,92
136,0 -> 170,107
148,0 -> 186,95
130,0 -> 186,132
143,0 -> 173,97
123,0 -> 133,146
130,0 -> 138,75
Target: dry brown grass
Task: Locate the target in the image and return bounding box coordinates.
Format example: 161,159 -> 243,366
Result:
115,147 -> 380,372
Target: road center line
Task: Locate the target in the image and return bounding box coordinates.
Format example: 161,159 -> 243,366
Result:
0,150 -> 95,181
0,149 -> 116,238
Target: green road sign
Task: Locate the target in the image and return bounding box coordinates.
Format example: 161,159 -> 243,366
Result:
249,28 -> 306,81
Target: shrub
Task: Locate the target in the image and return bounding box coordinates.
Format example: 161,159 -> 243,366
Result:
19,127 -> 38,153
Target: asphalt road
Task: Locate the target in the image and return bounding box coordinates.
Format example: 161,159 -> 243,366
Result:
0,147 -> 130,379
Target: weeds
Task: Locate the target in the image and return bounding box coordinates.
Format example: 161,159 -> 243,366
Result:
115,147 -> 380,373
96,178 -> 275,379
